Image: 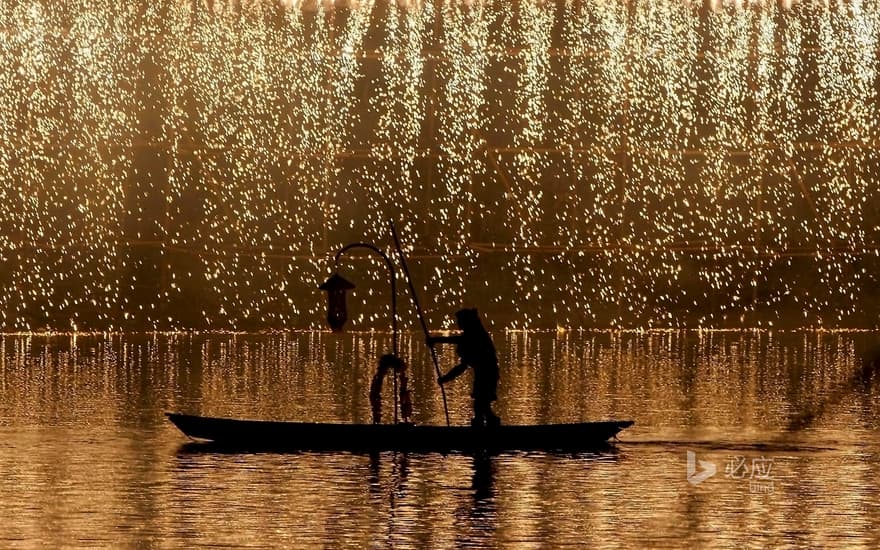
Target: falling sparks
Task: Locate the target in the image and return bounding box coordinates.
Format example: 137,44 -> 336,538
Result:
0,0 -> 878,332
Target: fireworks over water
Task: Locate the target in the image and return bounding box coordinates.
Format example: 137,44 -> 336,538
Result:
1,0 -> 878,331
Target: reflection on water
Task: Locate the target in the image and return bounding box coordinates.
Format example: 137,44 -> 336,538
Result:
1,330 -> 879,547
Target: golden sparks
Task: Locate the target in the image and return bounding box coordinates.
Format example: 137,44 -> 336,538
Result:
0,1 -> 877,331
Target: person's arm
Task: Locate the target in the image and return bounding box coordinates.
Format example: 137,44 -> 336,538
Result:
439,362 -> 468,384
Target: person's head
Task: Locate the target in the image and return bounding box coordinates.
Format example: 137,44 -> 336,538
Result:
379,353 -> 404,372
455,308 -> 483,332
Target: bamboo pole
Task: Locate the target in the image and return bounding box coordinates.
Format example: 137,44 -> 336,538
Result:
388,219 -> 451,427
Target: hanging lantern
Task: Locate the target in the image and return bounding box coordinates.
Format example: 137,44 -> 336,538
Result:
319,272 -> 356,332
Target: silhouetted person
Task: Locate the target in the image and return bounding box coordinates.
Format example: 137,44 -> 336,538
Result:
397,358 -> 414,424
369,359 -> 389,424
370,354 -> 413,424
427,308 -> 501,428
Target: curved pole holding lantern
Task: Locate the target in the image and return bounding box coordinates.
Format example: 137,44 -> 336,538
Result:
332,242 -> 399,358
328,242 -> 399,424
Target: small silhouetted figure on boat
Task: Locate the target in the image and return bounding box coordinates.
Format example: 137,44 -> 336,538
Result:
427,308 -> 501,428
370,354 -> 413,425
398,362 -> 414,424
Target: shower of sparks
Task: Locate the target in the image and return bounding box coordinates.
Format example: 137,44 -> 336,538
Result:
0,0 -> 878,331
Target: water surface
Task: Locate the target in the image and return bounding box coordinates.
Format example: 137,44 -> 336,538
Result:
1,330 -> 878,548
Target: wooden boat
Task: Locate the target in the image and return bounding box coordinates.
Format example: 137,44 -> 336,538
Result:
166,412 -> 634,452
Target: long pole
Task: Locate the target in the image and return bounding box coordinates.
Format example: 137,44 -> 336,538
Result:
388,220 -> 451,427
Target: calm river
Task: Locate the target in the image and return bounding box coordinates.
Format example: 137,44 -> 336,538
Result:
1,330 -> 878,548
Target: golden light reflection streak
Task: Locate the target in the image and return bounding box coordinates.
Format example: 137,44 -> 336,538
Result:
0,1 -> 877,332
431,0 -> 486,314
501,0 -> 553,329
